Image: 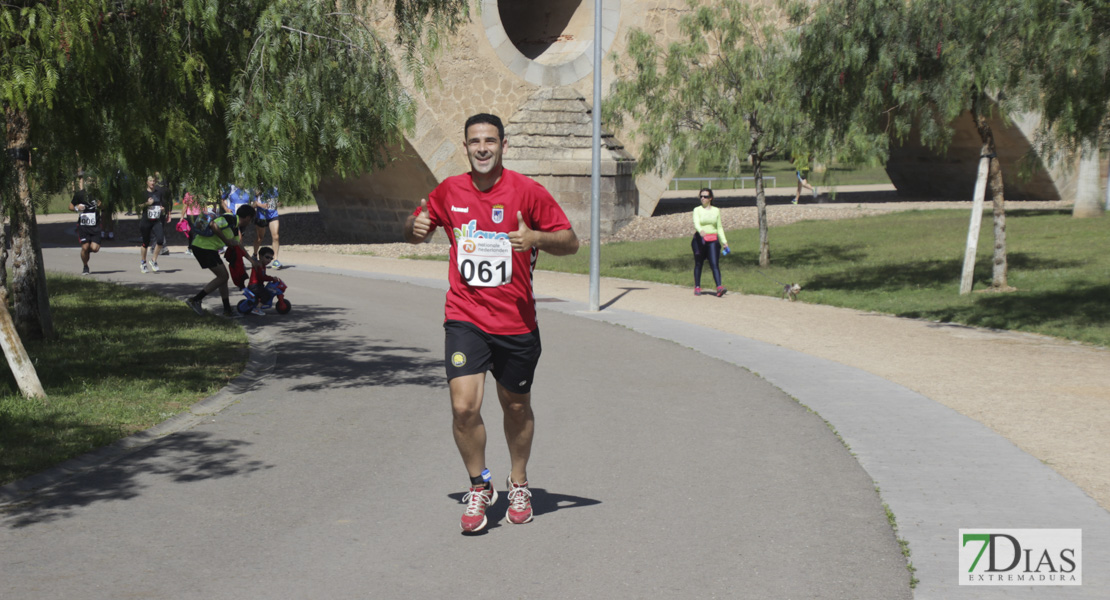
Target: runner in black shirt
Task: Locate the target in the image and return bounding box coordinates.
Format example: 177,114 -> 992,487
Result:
70,171 -> 101,275
139,175 -> 167,273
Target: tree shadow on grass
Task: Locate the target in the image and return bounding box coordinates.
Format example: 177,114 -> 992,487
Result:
803,252 -> 1084,292
2,430 -> 271,528
24,278 -> 248,396
901,283 -> 1110,333
612,255 -> 690,272
767,242 -> 869,267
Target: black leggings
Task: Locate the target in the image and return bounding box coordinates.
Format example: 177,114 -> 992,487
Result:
694,240 -> 722,288
140,220 -> 165,248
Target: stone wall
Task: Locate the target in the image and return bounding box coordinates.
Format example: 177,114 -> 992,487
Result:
313,1 -> 1080,245
313,0 -> 692,242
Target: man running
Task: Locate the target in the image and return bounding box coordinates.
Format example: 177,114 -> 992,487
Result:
404,113 -> 579,533
139,175 -> 168,273
69,170 -> 100,275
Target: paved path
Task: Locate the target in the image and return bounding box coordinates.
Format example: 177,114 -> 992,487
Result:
2,239 -> 1108,599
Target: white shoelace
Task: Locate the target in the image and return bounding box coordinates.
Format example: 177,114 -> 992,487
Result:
462,488 -> 493,516
507,484 -> 531,510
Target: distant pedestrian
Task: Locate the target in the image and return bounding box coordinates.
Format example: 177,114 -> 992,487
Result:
179,191 -> 202,255
793,157 -> 817,205
139,175 -> 168,273
155,173 -> 172,255
221,185 -> 251,242
692,188 -> 728,297
251,186 -> 282,268
185,204 -> 259,318
70,170 -> 101,275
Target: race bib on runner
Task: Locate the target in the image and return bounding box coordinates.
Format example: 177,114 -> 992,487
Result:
79,212 -> 98,226
146,206 -> 163,220
456,237 -> 512,287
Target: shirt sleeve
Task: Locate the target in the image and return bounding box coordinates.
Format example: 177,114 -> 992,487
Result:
715,208 -> 727,246
692,206 -> 702,234
527,182 -> 572,232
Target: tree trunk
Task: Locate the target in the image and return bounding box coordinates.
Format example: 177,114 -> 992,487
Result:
0,297 -> 46,399
1073,140 -> 1104,218
5,105 -> 54,339
0,206 -> 8,309
970,102 -> 1013,292
753,155 -> 770,267
959,152 -> 991,294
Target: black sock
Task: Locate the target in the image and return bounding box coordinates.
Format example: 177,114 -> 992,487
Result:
192,290 -> 208,302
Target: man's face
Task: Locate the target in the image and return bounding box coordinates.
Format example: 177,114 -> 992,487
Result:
464,122 -> 506,176
146,176 -> 155,189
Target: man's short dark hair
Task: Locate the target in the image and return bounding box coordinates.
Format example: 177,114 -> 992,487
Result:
464,113 -> 504,140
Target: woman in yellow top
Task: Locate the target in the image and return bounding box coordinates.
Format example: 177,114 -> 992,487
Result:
691,188 -> 728,297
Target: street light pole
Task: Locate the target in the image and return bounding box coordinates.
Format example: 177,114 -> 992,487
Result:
589,0 -> 602,311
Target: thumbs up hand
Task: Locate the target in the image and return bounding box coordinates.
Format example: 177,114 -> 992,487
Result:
509,211 -> 536,252
411,198 -> 432,239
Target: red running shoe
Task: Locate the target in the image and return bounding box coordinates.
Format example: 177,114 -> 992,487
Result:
716,286 -> 727,297
694,287 -> 701,296
460,484 -> 498,532
506,477 -> 533,525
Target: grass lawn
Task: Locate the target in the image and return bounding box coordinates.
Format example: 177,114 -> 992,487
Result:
536,209 -> 1110,348
0,274 -> 248,486
670,159 -> 892,191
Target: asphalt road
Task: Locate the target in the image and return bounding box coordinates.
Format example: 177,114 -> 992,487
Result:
3,247 -> 910,599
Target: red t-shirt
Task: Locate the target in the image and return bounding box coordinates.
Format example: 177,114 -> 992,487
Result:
416,169 -> 572,335
249,263 -> 276,287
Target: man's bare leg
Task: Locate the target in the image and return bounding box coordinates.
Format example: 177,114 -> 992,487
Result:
449,372 -> 488,478
497,383 -> 534,485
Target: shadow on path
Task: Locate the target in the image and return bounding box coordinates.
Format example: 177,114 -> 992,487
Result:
2,431 -> 271,529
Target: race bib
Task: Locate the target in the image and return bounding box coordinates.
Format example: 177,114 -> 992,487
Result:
456,237 -> 512,287
79,212 -> 98,227
146,206 -> 163,220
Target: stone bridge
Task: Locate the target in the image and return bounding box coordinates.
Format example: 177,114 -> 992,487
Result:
314,1 -> 1080,243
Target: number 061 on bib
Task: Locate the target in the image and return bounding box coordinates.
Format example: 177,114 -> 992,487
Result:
457,237 -> 512,287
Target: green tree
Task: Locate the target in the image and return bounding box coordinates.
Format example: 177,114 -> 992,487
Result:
2,0 -> 469,395
1020,0 -> 1110,218
795,0 -> 1043,292
606,0 -> 853,267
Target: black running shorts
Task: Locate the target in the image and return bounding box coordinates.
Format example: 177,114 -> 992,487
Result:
191,246 -> 222,270
77,226 -> 101,245
443,319 -> 542,394
140,219 -> 165,248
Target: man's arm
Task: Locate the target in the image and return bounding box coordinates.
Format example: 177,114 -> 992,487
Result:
403,198 -> 433,244
509,211 -> 579,256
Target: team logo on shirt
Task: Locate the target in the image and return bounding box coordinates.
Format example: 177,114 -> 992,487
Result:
451,352 -> 467,367
491,204 -> 505,224
453,220 -> 510,242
